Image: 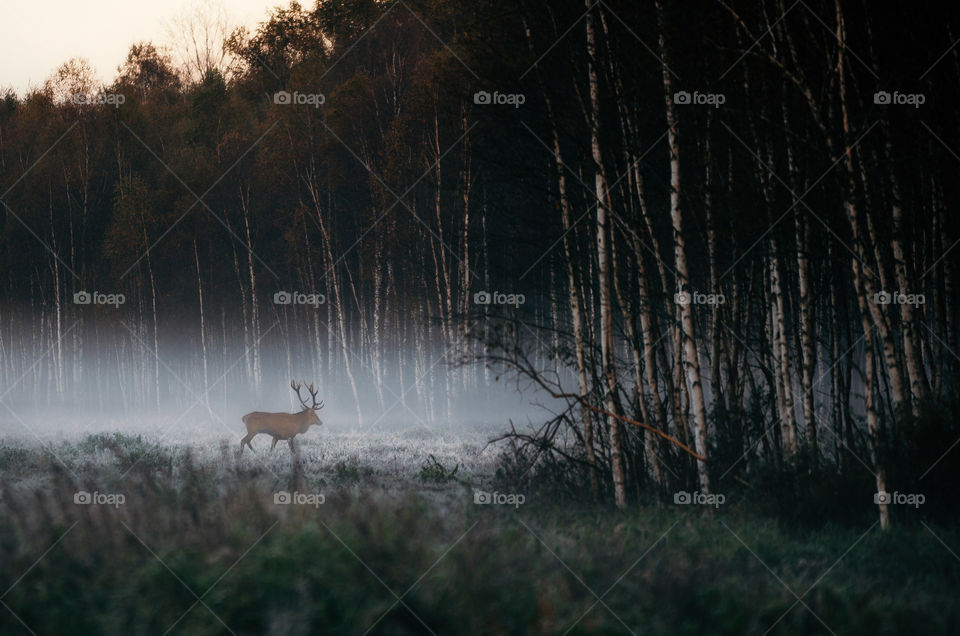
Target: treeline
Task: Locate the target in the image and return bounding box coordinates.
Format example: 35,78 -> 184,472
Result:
0,0 -> 958,523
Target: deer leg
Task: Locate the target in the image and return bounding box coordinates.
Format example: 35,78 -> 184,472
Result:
288,438 -> 295,453
270,437 -> 278,452
240,433 -> 254,453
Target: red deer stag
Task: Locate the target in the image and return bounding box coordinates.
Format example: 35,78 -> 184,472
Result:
241,381 -> 324,453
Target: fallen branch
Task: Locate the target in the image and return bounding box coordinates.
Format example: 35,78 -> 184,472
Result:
485,350 -> 706,463
556,389 -> 706,462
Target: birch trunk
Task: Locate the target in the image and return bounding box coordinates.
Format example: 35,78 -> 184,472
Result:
658,0 -> 710,494
585,3 -> 627,507
522,16 -> 601,499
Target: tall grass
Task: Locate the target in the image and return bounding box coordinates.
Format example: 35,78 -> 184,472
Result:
0,434 -> 957,635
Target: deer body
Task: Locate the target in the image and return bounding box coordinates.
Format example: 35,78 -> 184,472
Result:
241,381 -> 324,453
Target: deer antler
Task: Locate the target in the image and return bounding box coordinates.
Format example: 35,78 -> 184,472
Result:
291,380 -> 324,409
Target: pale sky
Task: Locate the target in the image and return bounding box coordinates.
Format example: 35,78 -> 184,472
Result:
0,0 -> 289,95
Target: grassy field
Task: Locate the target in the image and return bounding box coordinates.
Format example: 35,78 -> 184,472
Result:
1,430 -> 958,635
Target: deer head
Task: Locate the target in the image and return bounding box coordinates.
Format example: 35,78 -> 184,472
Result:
291,380 -> 324,430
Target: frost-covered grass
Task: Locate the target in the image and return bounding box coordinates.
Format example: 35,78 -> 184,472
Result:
1,430 -> 959,635
1,425 -> 497,517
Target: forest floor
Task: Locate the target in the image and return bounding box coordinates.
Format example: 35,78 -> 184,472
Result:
1,427 -> 958,635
